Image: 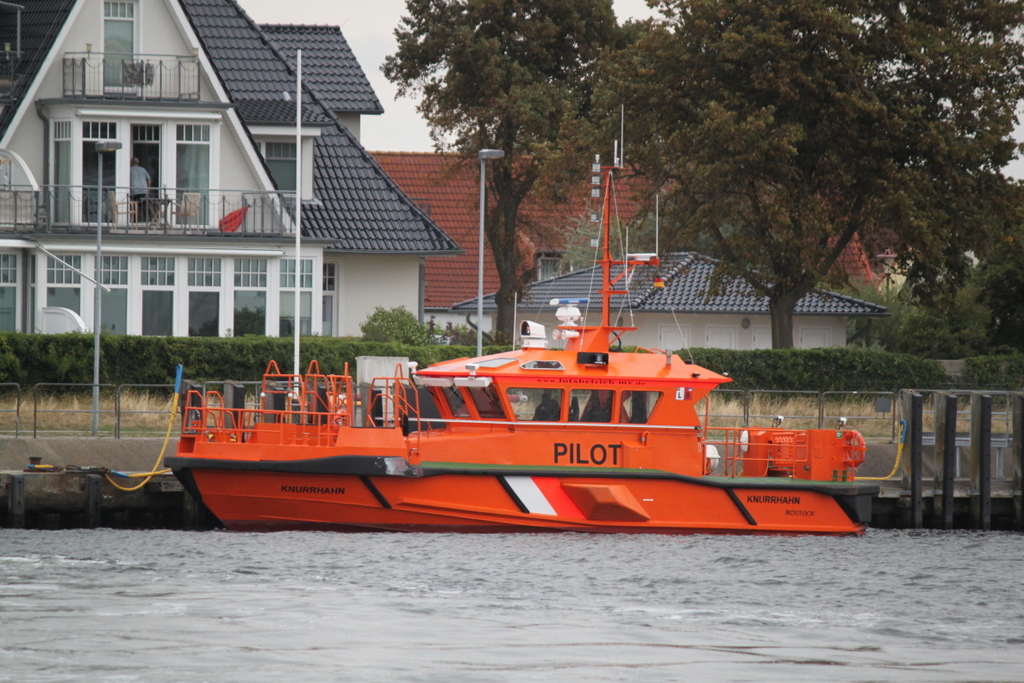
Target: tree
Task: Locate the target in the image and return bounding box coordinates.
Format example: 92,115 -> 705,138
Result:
599,0 -> 1024,347
384,0 -> 618,342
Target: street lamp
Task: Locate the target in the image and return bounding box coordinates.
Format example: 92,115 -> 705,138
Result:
94,139 -> 121,435
477,148 -> 504,357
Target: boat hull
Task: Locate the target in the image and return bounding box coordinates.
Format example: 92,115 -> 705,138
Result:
169,458 -> 876,536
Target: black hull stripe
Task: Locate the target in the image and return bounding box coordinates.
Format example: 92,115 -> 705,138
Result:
497,476 -> 530,513
360,476 -> 392,509
725,488 -> 757,526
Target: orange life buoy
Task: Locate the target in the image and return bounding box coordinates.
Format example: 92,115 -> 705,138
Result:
844,430 -> 866,468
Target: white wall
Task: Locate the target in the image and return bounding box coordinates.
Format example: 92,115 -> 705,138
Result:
335,254 -> 423,337
504,309 -> 850,350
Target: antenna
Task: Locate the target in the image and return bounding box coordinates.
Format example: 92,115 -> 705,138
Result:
613,140 -> 619,168
620,104 -> 625,167
655,192 -> 659,256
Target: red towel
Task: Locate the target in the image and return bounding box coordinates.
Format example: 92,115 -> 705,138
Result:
219,206 -> 248,231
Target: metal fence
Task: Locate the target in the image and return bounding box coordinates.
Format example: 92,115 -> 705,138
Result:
702,389 -> 900,441
62,52 -> 200,101
1,185 -> 295,235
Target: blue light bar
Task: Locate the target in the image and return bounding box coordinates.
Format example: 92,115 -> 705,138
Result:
549,298 -> 590,305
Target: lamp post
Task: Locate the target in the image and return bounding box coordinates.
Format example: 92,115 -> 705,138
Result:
476,148 -> 504,357
94,139 -> 121,435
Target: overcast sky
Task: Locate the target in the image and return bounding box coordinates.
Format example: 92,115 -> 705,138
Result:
239,0 -> 659,153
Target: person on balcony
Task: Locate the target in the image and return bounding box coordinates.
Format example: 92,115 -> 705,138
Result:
129,157 -> 151,222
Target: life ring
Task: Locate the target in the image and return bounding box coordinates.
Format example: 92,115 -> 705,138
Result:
844,430 -> 866,468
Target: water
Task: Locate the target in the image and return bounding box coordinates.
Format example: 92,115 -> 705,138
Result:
1,529 -> 1022,682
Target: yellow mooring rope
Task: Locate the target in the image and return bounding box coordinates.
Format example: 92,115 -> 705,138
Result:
104,366 -> 182,492
859,419 -> 907,481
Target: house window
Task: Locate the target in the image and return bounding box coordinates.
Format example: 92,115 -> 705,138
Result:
141,256 -> 174,335
187,258 -> 221,337
46,254 -> 82,314
101,255 -> 128,334
322,262 -> 335,337
53,121 -> 72,223
0,253 -> 16,331
264,142 -> 296,192
187,258 -> 221,287
176,124 -> 210,222
279,258 -> 312,336
82,122 -> 118,223
233,258 -> 267,336
536,254 -> 561,281
104,2 -> 135,88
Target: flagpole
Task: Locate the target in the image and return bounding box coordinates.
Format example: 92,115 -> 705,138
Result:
294,49 -> 302,381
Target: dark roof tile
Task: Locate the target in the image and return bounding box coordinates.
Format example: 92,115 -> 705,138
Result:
260,24 -> 383,115
452,252 -> 889,318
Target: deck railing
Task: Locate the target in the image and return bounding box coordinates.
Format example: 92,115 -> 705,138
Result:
0,185 -> 295,236
62,52 -> 200,101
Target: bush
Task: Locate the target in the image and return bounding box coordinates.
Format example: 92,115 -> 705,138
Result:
360,306 -> 431,345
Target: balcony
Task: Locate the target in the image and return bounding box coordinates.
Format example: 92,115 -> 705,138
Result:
0,185 -> 296,236
62,52 -> 200,101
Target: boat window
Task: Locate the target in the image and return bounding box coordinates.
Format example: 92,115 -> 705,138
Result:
569,389 -> 613,423
619,390 -> 661,424
441,385 -> 470,418
468,384 -> 507,419
471,357 -> 517,369
520,360 -> 564,370
506,387 -> 562,421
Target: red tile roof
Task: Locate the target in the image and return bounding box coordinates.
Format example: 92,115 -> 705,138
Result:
373,152 -> 632,309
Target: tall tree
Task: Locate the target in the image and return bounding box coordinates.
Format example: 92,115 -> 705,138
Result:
599,0 -> 1024,347
384,0 -> 617,342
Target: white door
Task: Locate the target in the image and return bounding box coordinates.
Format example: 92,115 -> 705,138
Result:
706,325 -> 738,349
658,324 -> 690,353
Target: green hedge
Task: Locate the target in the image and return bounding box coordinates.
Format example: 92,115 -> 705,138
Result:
673,347 -> 950,393
961,354 -> 1024,390
0,332 -> 991,393
0,333 -> 502,387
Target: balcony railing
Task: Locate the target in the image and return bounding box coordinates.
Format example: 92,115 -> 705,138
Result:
62,52 -> 200,101
0,185 -> 296,236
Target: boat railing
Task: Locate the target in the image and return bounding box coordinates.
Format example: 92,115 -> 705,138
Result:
703,426 -> 865,480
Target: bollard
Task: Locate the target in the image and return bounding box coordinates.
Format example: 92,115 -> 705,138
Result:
970,394 -> 992,530
8,474 -> 25,528
86,474 -> 102,528
934,393 -> 957,529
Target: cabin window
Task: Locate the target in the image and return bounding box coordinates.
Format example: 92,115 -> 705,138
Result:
441,385 -> 469,418
468,384 -> 506,419
569,389 -> 613,423
506,387 -> 562,421
620,391 -> 660,424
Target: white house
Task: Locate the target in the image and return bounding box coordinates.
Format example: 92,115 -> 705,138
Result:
0,0 -> 457,338
453,252 -> 889,350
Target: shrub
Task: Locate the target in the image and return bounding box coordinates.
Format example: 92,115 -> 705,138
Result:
360,307 -> 431,345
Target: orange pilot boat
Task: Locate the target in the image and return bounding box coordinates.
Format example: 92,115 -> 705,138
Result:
166,162 -> 877,535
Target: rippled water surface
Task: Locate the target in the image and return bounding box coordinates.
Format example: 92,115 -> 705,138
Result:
1,529 -> 1022,682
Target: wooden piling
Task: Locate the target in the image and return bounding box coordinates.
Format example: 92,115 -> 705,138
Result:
935,393 -> 957,529
900,392 -> 924,529
970,394 -> 992,530
1014,393 -> 1023,531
